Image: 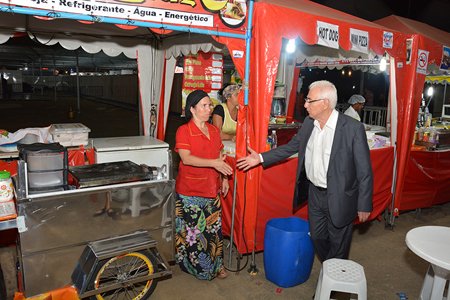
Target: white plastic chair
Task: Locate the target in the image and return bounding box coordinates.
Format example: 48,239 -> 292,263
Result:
314,258 -> 367,300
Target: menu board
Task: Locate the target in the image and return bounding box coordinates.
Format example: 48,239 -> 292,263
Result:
182,52 -> 223,115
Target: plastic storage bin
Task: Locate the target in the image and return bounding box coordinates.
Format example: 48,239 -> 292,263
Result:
264,217 -> 314,287
50,123 -> 91,147
27,152 -> 64,171
18,143 -> 68,194
28,170 -> 65,188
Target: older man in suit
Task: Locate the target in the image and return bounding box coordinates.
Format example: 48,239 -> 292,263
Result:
237,80 -> 373,261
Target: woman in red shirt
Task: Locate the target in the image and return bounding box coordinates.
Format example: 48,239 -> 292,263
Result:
175,90 -> 233,280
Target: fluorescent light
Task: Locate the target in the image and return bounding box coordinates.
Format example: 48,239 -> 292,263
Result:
379,57 -> 387,71
286,39 -> 296,53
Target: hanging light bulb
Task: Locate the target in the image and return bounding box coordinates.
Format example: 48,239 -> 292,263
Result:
379,56 -> 387,71
348,70 -> 352,76
286,39 -> 296,54
341,69 -> 345,75
426,86 -> 434,97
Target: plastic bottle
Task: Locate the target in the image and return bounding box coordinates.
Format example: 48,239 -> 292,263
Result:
271,130 -> 278,149
424,107 -> 432,127
0,170 -> 14,202
266,135 -> 273,151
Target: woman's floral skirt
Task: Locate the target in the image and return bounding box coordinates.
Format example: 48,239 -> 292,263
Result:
175,193 -> 223,280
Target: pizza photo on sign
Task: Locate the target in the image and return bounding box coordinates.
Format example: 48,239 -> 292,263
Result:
219,0 -> 247,28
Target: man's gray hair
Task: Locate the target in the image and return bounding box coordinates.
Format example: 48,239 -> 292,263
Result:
309,80 -> 338,109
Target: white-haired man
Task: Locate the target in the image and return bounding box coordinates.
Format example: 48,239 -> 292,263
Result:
237,80 -> 373,262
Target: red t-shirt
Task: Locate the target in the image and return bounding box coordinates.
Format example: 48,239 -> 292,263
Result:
175,120 -> 224,198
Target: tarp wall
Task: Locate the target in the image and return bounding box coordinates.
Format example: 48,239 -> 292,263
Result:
375,15 -> 450,214
226,0 -> 408,253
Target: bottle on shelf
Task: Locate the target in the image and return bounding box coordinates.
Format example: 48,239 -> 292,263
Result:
270,130 -> 277,149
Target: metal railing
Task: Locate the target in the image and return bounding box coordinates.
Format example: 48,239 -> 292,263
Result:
336,104 -> 387,126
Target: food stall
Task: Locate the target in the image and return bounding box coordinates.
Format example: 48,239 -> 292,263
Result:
375,15 -> 450,219
0,0 -> 253,298
219,0 -> 410,255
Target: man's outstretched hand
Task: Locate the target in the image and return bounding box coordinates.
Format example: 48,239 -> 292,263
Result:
236,147 -> 261,171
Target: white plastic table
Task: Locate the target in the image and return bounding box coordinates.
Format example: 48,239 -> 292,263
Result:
405,226 -> 450,300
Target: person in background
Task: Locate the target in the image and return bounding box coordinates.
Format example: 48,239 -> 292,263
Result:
344,94 -> 366,122
212,83 -> 240,141
175,89 -> 233,280
236,80 -> 373,262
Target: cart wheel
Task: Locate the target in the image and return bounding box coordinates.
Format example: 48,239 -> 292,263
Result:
91,250 -> 158,300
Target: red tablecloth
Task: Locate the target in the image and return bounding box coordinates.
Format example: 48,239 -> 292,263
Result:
222,147 -> 394,254
399,149 -> 450,211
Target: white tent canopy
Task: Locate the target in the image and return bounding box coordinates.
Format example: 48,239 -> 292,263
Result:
0,12 -> 225,136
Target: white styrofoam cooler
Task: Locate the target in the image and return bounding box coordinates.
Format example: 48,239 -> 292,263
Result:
49,123 -> 91,147
92,136 -> 170,169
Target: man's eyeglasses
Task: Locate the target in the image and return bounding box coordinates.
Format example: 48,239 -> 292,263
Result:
305,97 -> 326,104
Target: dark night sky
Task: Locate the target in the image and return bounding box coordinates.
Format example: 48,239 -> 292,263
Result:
311,0 -> 450,33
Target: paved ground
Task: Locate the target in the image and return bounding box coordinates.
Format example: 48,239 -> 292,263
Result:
150,203 -> 450,300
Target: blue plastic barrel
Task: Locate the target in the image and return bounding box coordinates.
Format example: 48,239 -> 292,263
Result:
264,217 -> 314,287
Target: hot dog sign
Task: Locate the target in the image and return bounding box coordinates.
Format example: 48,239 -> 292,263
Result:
317,21 -> 339,49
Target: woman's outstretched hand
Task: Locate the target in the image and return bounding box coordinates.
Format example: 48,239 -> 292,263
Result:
213,154 -> 233,176
236,147 -> 261,171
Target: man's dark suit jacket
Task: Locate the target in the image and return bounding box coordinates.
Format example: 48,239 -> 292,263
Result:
261,112 -> 373,228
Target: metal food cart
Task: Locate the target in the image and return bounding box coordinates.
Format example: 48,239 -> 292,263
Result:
13,140 -> 175,298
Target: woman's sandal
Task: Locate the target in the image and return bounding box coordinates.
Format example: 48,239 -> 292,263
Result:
93,208 -> 106,217
216,266 -> 228,279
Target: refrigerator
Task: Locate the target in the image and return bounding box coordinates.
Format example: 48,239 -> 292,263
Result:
92,136 -> 170,169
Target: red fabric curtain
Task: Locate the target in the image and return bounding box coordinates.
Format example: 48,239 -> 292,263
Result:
400,150 -> 450,211
218,1 -> 406,252
222,147 -> 394,254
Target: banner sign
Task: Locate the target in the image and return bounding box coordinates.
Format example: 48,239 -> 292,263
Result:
297,58 -> 382,67
350,28 -> 369,54
182,51 -> 223,114
416,49 -> 429,75
316,21 -> 339,49
0,0 -> 247,30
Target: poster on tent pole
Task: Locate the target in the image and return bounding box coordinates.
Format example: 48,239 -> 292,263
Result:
0,0 -> 247,31
181,52 -> 223,116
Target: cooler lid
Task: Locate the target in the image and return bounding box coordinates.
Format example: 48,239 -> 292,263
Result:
49,123 -> 91,134
93,136 -> 169,152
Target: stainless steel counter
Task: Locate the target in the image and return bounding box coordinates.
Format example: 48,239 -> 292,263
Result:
17,179 -> 175,297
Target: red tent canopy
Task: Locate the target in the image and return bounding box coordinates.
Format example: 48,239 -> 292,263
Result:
218,1 -> 408,254
374,15 -> 450,214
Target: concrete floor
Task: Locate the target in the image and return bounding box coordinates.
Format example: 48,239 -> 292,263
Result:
150,203 -> 450,300
1,95 -> 450,299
